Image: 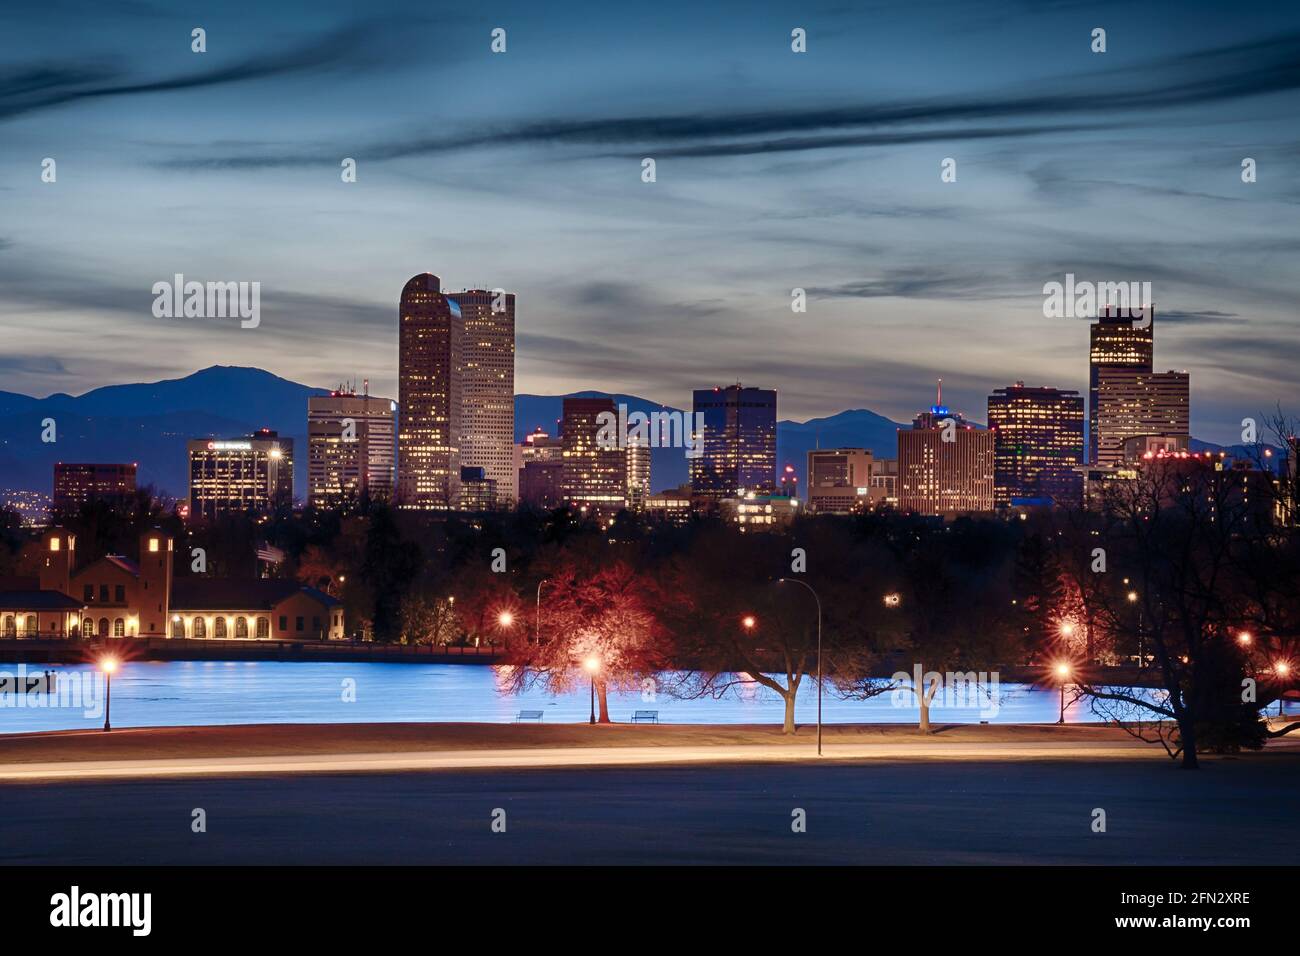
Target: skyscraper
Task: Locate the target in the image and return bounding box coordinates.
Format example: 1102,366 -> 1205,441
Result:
448,288 -> 516,508
188,430 -> 293,520
1094,368 -> 1190,468
560,397 -> 627,515
52,463 -> 137,512
397,273 -> 463,509
987,383 -> 1085,506
690,384 -> 777,498
626,436 -> 651,512
897,382 -> 995,515
1089,306 -> 1154,463
307,386 -> 397,508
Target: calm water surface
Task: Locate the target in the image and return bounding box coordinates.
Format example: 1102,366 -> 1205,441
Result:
0,660 -> 1211,734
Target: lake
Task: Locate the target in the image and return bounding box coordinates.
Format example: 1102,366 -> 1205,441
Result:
0,659 -> 1217,734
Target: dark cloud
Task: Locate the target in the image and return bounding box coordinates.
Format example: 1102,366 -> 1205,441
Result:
156,32 -> 1300,168
0,21 -> 395,122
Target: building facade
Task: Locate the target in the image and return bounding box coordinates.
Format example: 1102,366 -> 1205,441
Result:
690,384 -> 777,498
1093,369 -> 1190,468
397,273 -> 463,509
897,388 -> 995,515
560,397 -> 627,515
1089,306 -> 1154,464
52,463 -> 137,513
188,430 -> 294,520
307,389 -> 396,508
447,288 -> 516,508
987,383 -> 1085,507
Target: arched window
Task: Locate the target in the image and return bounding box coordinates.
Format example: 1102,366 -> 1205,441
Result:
98,617 -> 109,639
25,615 -> 37,636
214,617 -> 227,638
193,617 -> 206,638
82,617 -> 93,637
114,618 -> 125,638
171,618 -> 185,638
234,617 -> 249,639
256,617 -> 270,639
3,616 -> 15,638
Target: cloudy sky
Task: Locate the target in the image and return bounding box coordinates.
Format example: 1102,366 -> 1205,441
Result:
1,0 -> 1297,441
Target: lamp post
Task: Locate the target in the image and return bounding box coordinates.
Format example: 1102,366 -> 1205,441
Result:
584,656 -> 600,724
777,578 -> 823,756
100,657 -> 118,732
1055,662 -> 1071,724
1127,590 -> 1142,666
535,578 -> 550,644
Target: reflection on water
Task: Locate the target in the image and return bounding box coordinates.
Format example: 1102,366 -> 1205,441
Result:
0,660 -> 1177,733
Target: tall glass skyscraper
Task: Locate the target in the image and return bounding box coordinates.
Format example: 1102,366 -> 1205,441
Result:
397,273 -> 463,509
987,383 -> 1085,507
448,288 -> 516,508
1089,306 -> 1154,464
690,384 -> 777,498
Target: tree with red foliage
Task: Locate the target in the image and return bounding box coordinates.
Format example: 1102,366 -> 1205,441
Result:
498,561 -> 665,722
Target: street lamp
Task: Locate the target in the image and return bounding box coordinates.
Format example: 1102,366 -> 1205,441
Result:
1127,590 -> 1143,666
1054,662 -> 1071,724
1238,631 -> 1252,646
778,578 -> 823,756
497,610 -> 514,628
535,578 -> 550,644
883,592 -> 901,608
741,615 -> 756,630
1277,661 -> 1292,718
583,656 -> 600,725
100,657 -> 118,732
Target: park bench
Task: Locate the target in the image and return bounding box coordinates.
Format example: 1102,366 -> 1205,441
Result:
631,710 -> 659,724
515,710 -> 544,722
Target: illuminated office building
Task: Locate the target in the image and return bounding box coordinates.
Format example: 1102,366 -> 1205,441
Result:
987,383 -> 1085,506
447,288 -> 516,508
560,397 -> 627,515
690,384 -> 776,498
897,382 -> 994,515
188,430 -> 293,520
1094,369 -> 1189,468
397,273 -> 463,509
1089,306 -> 1154,463
52,463 -> 137,512
307,386 -> 396,508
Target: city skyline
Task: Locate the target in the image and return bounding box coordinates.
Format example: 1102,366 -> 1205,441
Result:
2,1 -> 1298,448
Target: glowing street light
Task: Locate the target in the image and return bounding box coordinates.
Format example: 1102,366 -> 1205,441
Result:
1059,623 -> 1075,639
1238,631 -> 1253,646
99,657 -> 118,732
883,593 -> 901,608
741,615 -> 756,630
583,656 -> 601,724
497,610 -> 514,628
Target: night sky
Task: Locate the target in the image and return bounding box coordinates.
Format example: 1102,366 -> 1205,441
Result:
2,0 -> 1297,441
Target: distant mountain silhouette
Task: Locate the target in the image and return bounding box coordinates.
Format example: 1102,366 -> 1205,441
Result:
0,366 -> 327,496
0,368 -> 1268,501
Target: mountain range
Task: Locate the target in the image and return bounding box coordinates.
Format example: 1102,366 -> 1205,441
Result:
0,366 -> 1264,500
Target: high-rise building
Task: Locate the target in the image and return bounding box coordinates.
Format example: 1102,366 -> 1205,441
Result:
187,430 -> 293,520
520,460 -> 564,510
560,397 -> 626,515
457,466 -> 497,512
690,384 -> 777,498
52,463 -> 137,512
805,448 -> 897,513
1094,369 -> 1189,468
397,273 -> 463,509
448,288 -> 516,508
1089,306 -> 1154,463
307,386 -> 396,508
626,436 -> 651,511
897,382 -> 995,515
987,383 -> 1085,506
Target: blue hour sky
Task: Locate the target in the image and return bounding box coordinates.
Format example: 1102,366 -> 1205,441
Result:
1,0 -> 1297,442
